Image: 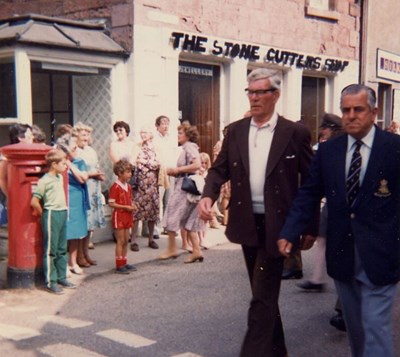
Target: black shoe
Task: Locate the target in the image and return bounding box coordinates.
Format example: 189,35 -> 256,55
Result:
153,235 -> 160,240
330,312 -> 347,332
297,280 -> 325,292
281,269 -> 303,280
58,279 -> 77,289
116,266 -> 130,274
125,264 -> 137,271
46,284 -> 64,295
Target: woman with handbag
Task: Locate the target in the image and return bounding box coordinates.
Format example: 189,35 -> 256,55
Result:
159,122 -> 205,263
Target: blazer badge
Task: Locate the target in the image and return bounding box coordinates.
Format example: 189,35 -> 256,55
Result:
374,179 -> 391,197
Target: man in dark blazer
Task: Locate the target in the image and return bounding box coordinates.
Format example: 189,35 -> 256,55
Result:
278,84 -> 400,357
198,68 -> 317,357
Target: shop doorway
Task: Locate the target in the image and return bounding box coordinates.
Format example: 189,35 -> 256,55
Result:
301,76 -> 326,144
179,61 -> 220,157
377,82 -> 391,129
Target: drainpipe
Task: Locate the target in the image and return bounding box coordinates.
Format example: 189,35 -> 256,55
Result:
358,0 -> 367,84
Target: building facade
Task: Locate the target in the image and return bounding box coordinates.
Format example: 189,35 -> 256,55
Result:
0,0 -> 361,186
360,0 -> 400,128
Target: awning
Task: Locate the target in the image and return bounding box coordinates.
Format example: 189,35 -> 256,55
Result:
0,14 -> 128,57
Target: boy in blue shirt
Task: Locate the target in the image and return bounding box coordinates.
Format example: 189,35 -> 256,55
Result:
31,149 -> 76,294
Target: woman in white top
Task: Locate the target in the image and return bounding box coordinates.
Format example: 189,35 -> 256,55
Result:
109,121 -> 136,165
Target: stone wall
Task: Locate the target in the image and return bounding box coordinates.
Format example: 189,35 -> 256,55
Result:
134,0 -> 359,60
1,1 -> 360,60
0,0 -> 134,51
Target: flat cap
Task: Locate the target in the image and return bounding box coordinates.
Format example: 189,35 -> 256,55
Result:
320,113 -> 342,129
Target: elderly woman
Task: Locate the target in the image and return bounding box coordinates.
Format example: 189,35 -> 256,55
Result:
57,132 -> 89,275
159,122 -> 205,263
130,126 -> 161,251
75,122 -> 106,264
109,121 -> 136,164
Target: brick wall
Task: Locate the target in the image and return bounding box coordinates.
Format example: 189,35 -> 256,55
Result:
0,0 -> 133,51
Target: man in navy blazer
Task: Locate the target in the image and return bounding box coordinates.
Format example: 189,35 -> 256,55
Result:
278,84 -> 400,357
199,68 -> 317,357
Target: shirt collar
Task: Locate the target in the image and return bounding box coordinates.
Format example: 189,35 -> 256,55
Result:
157,131 -> 169,138
347,125 -> 376,152
250,111 -> 278,131
116,179 -> 129,191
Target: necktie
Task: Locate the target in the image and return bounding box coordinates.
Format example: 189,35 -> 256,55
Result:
346,140 -> 363,207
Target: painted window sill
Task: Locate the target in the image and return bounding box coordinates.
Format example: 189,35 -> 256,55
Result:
305,6 -> 339,21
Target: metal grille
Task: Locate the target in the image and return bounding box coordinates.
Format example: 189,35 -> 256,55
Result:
73,75 -> 113,191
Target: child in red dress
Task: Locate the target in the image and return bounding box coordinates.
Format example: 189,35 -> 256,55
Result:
108,159 -> 137,274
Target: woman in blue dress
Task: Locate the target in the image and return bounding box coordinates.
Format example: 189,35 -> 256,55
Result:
57,133 -> 89,275
75,123 -> 106,265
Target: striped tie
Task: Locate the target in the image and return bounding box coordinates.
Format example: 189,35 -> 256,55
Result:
346,140 -> 363,207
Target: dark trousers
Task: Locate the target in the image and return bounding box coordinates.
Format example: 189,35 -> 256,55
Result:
240,214 -> 287,357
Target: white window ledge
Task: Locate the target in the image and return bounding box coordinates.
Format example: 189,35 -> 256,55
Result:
306,6 -> 339,21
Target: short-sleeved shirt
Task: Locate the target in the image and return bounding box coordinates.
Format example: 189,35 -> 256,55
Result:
33,173 -> 67,210
109,181 -> 133,228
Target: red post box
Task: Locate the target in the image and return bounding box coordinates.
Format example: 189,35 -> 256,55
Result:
1,142 -> 52,288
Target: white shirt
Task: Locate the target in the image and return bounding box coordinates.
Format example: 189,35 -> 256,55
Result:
248,112 -> 278,213
346,125 -> 375,185
153,131 -> 181,167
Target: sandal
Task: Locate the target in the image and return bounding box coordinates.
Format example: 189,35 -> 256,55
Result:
148,241 -> 159,249
85,256 -> 97,266
77,259 -> 91,268
70,265 -> 83,275
130,243 -> 140,252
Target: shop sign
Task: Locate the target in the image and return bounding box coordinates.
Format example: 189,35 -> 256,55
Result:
179,65 -> 213,76
377,49 -> 400,82
171,32 -> 349,73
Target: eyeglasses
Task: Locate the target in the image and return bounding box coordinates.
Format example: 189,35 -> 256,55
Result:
245,88 -> 276,97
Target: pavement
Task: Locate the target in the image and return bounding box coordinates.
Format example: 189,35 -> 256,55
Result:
0,225 -> 229,291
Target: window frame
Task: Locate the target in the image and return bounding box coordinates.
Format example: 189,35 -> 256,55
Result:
305,0 -> 339,21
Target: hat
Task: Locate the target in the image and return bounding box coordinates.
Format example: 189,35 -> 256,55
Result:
319,113 -> 342,129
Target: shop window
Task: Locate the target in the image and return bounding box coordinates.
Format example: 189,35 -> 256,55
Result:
377,83 -> 392,130
301,76 -> 326,144
306,0 -> 339,21
31,62 -> 72,144
0,58 -> 17,118
179,61 -> 220,158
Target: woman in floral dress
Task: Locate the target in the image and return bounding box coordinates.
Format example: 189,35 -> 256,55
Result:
130,127 -> 160,250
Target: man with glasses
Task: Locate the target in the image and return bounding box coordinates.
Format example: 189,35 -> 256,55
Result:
278,84 -> 400,357
199,68 -> 317,357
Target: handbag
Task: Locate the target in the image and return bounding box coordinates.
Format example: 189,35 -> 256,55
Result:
181,174 -> 201,195
129,166 -> 139,190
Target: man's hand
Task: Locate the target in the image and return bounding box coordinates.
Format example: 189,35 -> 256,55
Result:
277,239 -> 293,258
198,197 -> 213,221
299,235 -> 317,250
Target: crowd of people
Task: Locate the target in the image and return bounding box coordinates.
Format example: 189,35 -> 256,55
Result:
2,67 -> 400,356
0,115 -> 229,291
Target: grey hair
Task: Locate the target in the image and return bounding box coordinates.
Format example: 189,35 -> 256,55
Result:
340,84 -> 376,111
56,133 -> 75,155
247,68 -> 281,90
